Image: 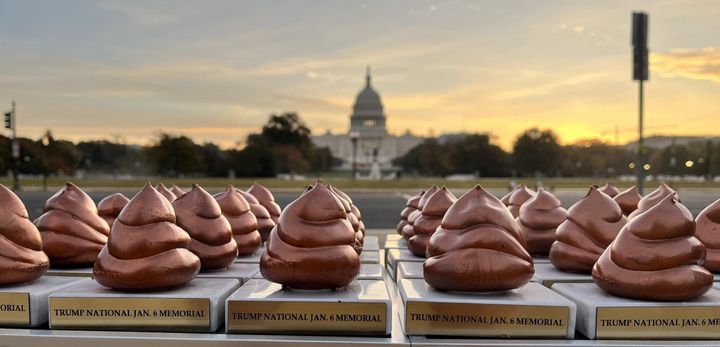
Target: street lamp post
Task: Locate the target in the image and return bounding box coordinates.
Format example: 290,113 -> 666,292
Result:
632,12 -> 649,194
350,131 -> 359,180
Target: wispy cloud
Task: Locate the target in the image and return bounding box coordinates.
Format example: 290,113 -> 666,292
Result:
652,47 -> 720,83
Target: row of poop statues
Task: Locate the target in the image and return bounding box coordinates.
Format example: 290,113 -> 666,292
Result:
0,180 -> 368,291
398,182 -> 720,301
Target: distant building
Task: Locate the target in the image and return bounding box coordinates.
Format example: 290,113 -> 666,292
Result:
624,135 -> 719,149
312,67 -> 423,171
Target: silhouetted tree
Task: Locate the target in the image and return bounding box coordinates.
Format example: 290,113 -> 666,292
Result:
512,128 -> 562,177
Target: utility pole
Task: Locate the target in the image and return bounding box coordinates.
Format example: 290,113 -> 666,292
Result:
632,12 -> 649,194
4,101 -> 20,190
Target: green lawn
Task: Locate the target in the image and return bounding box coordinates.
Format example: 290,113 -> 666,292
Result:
3,176 -> 718,190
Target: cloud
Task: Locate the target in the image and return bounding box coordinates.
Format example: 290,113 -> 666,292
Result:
652,47 -> 720,83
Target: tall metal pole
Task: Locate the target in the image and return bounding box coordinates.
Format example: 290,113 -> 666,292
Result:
637,80 -> 644,194
11,101 -> 20,191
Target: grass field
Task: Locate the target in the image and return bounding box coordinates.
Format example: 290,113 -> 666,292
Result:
3,176 -> 719,191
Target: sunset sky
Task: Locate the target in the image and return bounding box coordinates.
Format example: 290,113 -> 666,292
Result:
1,0 -> 719,150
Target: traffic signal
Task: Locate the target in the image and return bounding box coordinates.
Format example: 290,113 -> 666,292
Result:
632,12 -> 649,81
3,111 -> 11,129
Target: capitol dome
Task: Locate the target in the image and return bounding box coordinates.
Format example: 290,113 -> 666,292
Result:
350,67 -> 387,137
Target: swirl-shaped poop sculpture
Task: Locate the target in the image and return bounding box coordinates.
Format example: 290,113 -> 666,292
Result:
401,186 -> 438,240
695,199 -> 720,273
507,185 -> 536,218
424,185 -> 534,292
236,189 -> 276,242
614,186 -> 641,216
0,184 -> 50,285
260,181 -> 360,289
408,187 -> 456,257
155,183 -> 177,202
397,192 -> 423,234
592,194 -> 712,301
93,183 -> 201,291
549,186 -> 627,273
329,185 -> 364,253
598,182 -> 619,197
247,183 -> 281,224
171,184 -> 186,198
628,183 -> 678,218
214,185 -> 262,256
35,182 -> 110,267
97,193 -> 129,228
517,188 -> 567,256
173,185 -> 237,270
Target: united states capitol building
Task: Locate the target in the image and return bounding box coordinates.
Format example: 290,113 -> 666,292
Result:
312,68 -> 423,175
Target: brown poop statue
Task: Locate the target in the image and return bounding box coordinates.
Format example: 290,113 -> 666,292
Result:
592,194 -> 712,301
173,185 -> 238,270
614,186 -> 642,216
0,184 -> 49,285
155,183 -> 177,202
424,185 -> 534,291
170,184 -> 186,198
408,187 -> 456,257
628,183 -> 678,218
247,183 -> 281,224
597,182 -> 620,198
236,189 -> 276,242
517,188 -> 567,256
97,193 -> 129,228
93,183 -> 201,290
695,198 -> 720,273
549,186 -> 627,273
507,185 -> 536,218
329,185 -> 364,253
397,192 -> 423,235
260,181 -> 360,289
214,185 -> 262,256
35,182 -> 110,267
401,186 -> 439,240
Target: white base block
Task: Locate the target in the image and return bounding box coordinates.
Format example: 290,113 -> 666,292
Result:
46,267 -> 94,277
386,249 -> 424,281
399,279 -> 576,338
386,234 -> 402,242
363,236 -> 379,251
49,278 -> 240,332
384,238 -> 408,250
252,264 -> 384,281
531,263 -> 593,287
196,263 -> 258,284
397,262 -> 424,281
0,276 -> 82,327
533,256 -> 551,264
553,283 -> 720,340
235,247 -> 265,264
226,279 -> 392,336
361,250 -> 380,264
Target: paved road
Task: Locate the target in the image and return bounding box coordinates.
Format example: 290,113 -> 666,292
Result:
17,187 -> 720,228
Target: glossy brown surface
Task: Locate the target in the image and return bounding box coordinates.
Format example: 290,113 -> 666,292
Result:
247,183 -> 281,224
260,181 -> 360,289
550,186 -> 627,273
35,182 -> 110,267
0,184 -> 49,285
94,183 -> 200,291
614,186 -> 642,216
408,187 -> 456,257
628,183 -> 678,218
155,183 -> 177,202
401,186 -> 438,240
97,193 -> 129,228
397,191 -> 423,235
695,198 -> 720,273
173,185 -> 237,270
236,188 -> 276,242
170,184 -> 187,198
215,185 -> 262,256
517,188 -> 567,256
507,185 -> 536,218
424,185 -> 533,292
592,194 -> 712,301
597,182 -> 620,198
329,185 -> 364,254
